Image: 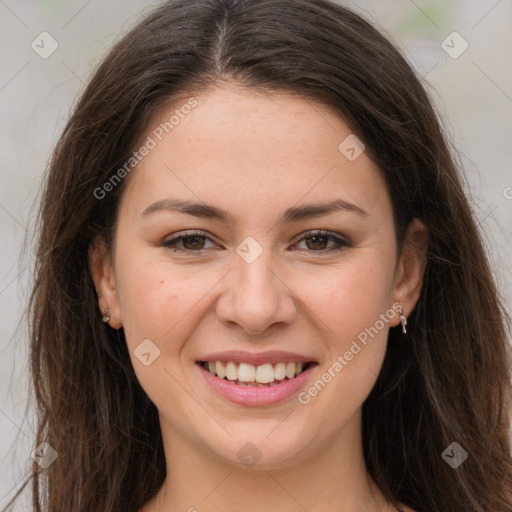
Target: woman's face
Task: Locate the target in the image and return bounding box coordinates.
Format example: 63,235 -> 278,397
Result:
91,82 -> 426,470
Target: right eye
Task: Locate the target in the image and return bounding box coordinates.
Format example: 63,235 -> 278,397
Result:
161,230 -> 219,253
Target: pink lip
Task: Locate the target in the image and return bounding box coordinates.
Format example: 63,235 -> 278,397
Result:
196,350 -> 317,366
195,361 -> 318,406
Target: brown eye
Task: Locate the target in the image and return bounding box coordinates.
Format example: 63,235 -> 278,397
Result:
162,231 -> 216,252
294,230 -> 350,253
305,234 -> 329,250
181,235 -> 206,250
161,229 -> 349,255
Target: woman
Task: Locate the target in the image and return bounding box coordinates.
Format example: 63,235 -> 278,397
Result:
6,0 -> 512,511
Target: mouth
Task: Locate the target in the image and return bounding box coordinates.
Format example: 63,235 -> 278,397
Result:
195,360 -> 318,387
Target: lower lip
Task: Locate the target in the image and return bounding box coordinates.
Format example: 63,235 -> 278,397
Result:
196,362 -> 317,406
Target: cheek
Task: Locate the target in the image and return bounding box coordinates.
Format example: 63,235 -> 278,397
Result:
114,256 -> 212,404
294,251 -> 395,404
114,246 -> 210,351
301,254 -> 394,340
109,233 -> 176,400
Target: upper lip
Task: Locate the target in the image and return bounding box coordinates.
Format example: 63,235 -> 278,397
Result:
196,350 -> 318,366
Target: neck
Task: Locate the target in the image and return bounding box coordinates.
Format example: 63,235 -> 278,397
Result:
143,410 -> 394,512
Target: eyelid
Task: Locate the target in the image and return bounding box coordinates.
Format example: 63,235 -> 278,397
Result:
291,229 -> 350,252
161,230 -> 219,250
293,229 -> 350,246
161,229 -> 350,253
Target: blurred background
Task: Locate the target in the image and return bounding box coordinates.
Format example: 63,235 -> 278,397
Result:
1,0 -> 511,508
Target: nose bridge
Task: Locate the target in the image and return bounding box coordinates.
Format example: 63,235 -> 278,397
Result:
216,238 -> 296,335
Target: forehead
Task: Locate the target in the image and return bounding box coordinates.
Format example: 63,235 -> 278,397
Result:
120,83 -> 390,221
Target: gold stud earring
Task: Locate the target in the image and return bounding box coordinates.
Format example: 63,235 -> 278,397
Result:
102,307 -> 110,323
398,306 -> 407,334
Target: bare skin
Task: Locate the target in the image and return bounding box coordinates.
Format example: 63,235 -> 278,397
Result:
90,81 -> 426,512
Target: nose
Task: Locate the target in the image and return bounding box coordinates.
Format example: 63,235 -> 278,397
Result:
215,251 -> 297,336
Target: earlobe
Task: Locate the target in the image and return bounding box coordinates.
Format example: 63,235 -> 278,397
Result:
392,218 -> 428,328
88,237 -> 123,329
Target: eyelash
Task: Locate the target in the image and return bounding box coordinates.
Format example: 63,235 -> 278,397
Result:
160,229 -> 350,255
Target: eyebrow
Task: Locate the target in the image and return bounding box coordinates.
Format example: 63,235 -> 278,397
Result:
140,197 -> 369,225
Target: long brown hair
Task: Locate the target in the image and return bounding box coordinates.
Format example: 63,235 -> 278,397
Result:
5,0 -> 512,510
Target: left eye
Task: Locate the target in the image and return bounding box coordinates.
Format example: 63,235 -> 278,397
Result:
161,230 -> 349,253
293,230 -> 349,252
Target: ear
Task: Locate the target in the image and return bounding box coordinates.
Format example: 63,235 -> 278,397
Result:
390,218 -> 428,327
88,237 -> 123,329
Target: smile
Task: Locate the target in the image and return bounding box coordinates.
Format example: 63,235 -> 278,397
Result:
199,360 -> 311,386
195,360 -> 318,406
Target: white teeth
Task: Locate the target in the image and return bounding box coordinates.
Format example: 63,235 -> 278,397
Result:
215,361 -> 226,379
285,362 -> 296,379
256,363 -> 275,384
225,361 -> 238,381
202,360 -> 309,384
237,363 -> 256,382
274,362 -> 286,380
